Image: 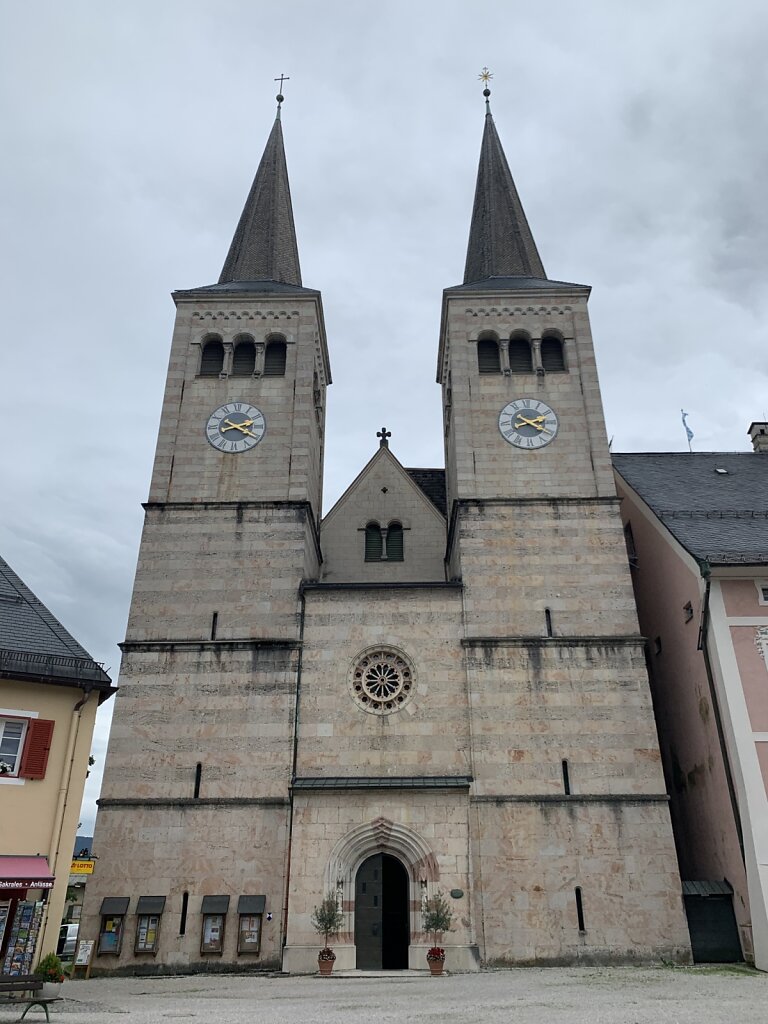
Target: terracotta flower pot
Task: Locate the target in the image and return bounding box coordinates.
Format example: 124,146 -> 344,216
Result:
427,957 -> 444,976
318,949 -> 336,975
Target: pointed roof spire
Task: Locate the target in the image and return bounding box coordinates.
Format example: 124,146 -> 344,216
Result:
463,75 -> 546,284
219,89 -> 302,287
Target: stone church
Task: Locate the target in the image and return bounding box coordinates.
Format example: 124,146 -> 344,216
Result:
82,91 -> 691,973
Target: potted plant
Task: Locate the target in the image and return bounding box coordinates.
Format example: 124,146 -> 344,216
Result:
422,890 -> 453,976
37,952 -> 65,997
310,892 -> 344,976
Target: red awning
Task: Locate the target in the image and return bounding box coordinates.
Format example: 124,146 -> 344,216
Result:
0,856 -> 55,889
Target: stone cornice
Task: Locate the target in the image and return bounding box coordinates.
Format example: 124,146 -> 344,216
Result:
471,793 -> 669,804
98,797 -> 290,808
119,639 -> 301,653
462,635 -> 645,649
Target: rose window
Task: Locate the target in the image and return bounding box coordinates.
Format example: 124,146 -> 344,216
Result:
349,647 -> 415,716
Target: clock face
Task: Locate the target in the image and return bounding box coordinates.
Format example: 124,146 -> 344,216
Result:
205,402 -> 266,453
498,399 -> 559,449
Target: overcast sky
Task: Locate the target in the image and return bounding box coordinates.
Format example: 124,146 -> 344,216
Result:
2,1 -> 767,832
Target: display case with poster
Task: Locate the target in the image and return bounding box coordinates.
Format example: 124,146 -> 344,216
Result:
200,896 -> 229,954
236,894 -> 265,954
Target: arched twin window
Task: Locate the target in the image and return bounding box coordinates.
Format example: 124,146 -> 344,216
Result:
264,338 -> 287,376
200,337 -> 224,377
364,521 -> 404,562
232,336 -> 256,376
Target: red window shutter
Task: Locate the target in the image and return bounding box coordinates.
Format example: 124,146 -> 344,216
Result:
19,719 -> 55,779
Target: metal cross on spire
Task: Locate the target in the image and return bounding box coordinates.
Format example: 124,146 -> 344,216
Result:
377,427 -> 392,449
274,73 -> 290,113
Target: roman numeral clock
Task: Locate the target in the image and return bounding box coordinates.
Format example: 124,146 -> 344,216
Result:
205,402 -> 266,453
498,399 -> 559,449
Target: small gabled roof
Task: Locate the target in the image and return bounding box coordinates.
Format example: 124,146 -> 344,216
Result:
613,452 -> 768,566
0,555 -> 113,695
322,447 -> 446,528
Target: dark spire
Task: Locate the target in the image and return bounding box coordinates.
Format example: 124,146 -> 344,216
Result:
219,95 -> 302,286
463,87 -> 546,284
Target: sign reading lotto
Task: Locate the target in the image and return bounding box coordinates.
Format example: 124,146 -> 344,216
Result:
70,860 -> 95,875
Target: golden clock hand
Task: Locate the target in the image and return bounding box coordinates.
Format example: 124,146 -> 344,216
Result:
221,418 -> 256,436
221,419 -> 257,438
514,415 -> 545,431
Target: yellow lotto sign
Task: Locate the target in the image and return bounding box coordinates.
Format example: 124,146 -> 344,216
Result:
70,859 -> 95,875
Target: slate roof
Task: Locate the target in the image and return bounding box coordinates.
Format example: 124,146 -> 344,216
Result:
405,468 -> 447,517
218,110 -> 302,287
445,275 -> 590,295
0,555 -> 113,691
613,452 -> 768,566
174,280 -> 319,300
463,108 -> 546,285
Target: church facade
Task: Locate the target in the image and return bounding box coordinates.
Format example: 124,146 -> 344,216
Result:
82,94 -> 691,972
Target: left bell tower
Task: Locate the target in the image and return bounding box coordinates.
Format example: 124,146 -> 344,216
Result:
84,97 -> 330,972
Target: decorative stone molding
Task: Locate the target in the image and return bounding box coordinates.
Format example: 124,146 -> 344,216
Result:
325,816 -> 439,892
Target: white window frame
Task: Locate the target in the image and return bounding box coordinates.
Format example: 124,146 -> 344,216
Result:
0,715 -> 29,780
755,581 -> 768,606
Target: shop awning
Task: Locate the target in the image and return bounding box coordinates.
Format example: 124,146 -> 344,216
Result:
0,856 -> 55,889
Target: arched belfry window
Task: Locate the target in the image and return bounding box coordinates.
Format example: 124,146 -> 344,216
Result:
509,334 -> 533,373
477,336 -> 501,374
386,522 -> 404,561
365,522 -> 383,561
264,338 -> 287,376
541,334 -> 566,372
200,338 -> 224,377
232,337 -> 256,376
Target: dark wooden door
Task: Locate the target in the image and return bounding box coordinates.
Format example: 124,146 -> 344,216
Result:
355,853 -> 410,969
684,895 -> 743,962
355,854 -> 383,969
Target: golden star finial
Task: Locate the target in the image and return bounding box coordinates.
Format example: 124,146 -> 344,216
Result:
478,67 -> 493,85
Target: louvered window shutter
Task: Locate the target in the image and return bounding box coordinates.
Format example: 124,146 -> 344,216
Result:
386,523 -> 404,561
200,340 -> 224,376
477,338 -> 500,374
541,337 -> 565,371
19,719 -> 55,779
264,341 -> 287,376
232,341 -> 255,376
508,338 -> 533,373
365,524 -> 382,561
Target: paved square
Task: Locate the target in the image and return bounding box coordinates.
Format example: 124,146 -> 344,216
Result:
1,966 -> 764,1024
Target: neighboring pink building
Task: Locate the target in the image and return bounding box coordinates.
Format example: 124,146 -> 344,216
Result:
613,424 -> 768,970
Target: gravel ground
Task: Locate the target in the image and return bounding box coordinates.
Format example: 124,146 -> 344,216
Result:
1,966 -> 765,1024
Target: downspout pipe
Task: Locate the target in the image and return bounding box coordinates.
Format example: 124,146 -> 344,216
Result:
40,684 -> 94,956
281,587 -> 306,963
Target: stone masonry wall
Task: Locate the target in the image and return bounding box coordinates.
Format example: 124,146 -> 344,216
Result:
126,505 -> 318,642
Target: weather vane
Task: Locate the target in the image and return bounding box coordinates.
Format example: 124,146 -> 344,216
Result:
478,67 -> 493,109
274,73 -> 290,107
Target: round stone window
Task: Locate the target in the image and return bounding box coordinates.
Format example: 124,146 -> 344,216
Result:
349,647 -> 415,716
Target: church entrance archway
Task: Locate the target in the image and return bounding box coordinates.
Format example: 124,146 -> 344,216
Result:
354,853 -> 409,969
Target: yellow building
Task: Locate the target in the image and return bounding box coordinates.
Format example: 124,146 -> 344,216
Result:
0,556 -> 113,974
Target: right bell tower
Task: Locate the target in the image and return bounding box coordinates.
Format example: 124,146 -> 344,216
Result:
440,82 -> 691,963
